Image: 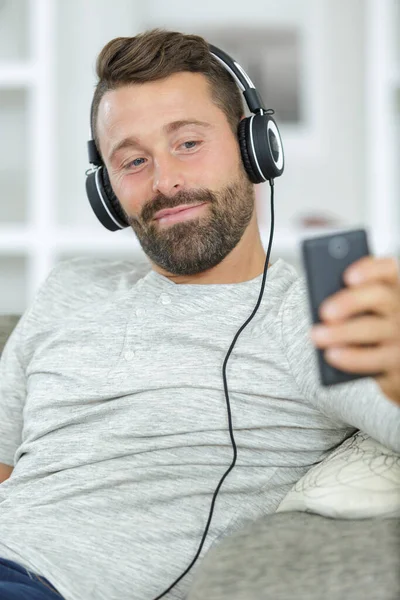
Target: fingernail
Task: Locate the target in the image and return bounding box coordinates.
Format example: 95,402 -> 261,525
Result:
321,303 -> 338,318
346,271 -> 363,284
311,325 -> 329,341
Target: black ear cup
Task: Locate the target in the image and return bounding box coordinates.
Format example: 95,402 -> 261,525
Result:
99,167 -> 130,230
251,113 -> 284,180
100,168 -> 130,226
85,167 -> 129,231
238,114 -> 285,184
238,118 -> 261,184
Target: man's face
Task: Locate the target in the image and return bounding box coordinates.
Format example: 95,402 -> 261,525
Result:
97,72 -> 255,276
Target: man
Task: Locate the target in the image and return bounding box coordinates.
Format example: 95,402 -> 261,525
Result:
0,29 -> 399,600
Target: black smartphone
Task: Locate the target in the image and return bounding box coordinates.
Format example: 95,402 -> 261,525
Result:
301,228 -> 382,386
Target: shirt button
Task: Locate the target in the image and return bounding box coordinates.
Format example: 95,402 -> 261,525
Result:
160,293 -> 171,305
136,308 -> 146,318
124,350 -> 135,360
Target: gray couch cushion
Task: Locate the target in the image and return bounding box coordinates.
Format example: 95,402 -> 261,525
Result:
187,511 -> 400,600
0,315 -> 21,355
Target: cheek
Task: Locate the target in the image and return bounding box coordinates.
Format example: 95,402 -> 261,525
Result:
196,142 -> 240,184
114,174 -> 148,212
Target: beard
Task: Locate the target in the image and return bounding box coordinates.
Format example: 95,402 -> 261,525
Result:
124,165 -> 256,276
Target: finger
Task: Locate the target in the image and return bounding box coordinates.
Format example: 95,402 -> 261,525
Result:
344,256 -> 400,287
311,315 -> 394,348
320,283 -> 398,322
325,341 -> 400,373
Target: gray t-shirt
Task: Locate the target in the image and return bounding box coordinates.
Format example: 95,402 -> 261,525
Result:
0,256 -> 399,600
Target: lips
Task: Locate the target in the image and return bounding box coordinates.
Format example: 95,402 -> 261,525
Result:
154,203 -> 205,220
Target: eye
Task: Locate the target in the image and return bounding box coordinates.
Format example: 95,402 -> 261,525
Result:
125,157 -> 146,170
182,141 -> 200,150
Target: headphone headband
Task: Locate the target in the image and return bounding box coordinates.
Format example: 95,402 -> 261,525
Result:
87,43 -> 268,167
208,44 -> 267,114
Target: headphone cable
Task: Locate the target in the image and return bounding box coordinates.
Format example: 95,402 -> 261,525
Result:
152,178 -> 275,599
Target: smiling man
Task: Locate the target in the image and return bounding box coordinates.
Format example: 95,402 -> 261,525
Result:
95,68 -> 268,284
0,28 -> 399,600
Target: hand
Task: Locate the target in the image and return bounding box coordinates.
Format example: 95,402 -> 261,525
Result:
310,256 -> 400,407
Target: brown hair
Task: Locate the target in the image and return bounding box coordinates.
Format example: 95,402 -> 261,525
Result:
91,28 -> 244,158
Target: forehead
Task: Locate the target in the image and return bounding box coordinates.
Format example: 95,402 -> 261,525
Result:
97,72 -> 222,143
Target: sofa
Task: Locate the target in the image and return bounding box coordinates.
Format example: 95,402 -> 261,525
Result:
1,314 -> 399,600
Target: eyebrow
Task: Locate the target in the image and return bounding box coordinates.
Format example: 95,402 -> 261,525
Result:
108,119 -> 212,163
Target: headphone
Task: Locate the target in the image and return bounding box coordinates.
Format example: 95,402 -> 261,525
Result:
85,44 -> 284,229
85,43 -> 284,600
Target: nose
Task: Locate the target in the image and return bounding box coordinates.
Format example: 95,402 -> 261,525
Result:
152,152 -> 185,197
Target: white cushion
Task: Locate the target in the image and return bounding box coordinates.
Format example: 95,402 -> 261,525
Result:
276,431 -> 400,519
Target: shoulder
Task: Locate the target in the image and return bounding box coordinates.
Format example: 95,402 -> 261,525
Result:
51,254 -> 152,293
26,254 -> 152,324
263,258 -> 307,321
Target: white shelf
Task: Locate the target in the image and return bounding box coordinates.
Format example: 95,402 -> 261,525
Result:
52,226 -> 344,256
0,226 -> 33,253
0,63 -> 36,87
0,224 -> 377,256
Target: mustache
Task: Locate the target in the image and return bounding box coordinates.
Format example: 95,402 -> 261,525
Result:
141,188 -> 217,223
